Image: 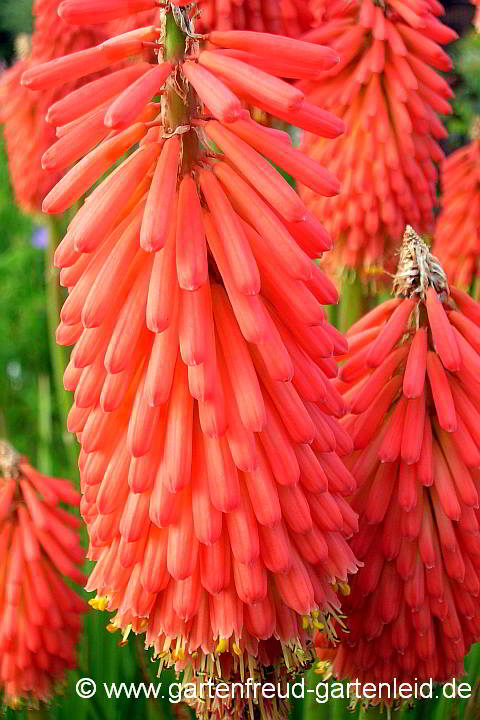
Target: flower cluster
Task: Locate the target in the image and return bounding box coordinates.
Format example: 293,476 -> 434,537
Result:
0,0 -> 112,213
298,0 -> 457,272
319,227 -> 480,690
0,441 -> 85,706
434,119 -> 480,289
21,1 -> 360,712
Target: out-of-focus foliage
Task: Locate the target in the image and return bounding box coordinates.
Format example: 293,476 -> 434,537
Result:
0,0 -> 33,37
447,31 -> 480,147
0,0 -> 32,62
0,133 -> 75,480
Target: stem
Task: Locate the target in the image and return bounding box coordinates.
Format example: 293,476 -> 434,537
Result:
164,11 -> 189,132
165,10 -> 187,63
27,707 -> 49,720
302,671 -> 329,720
163,11 -> 200,171
45,216 -> 78,479
465,644 -> 480,720
432,695 -> 455,720
338,272 -> 365,333
332,693 -> 350,720
36,373 -> 52,475
472,275 -> 480,303
358,705 -> 388,720
466,642 -> 480,678
134,635 -> 165,720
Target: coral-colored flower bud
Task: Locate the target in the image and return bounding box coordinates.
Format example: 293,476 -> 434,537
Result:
198,50 -> 305,113
403,327 -> 427,398
104,63 -> 172,129
22,26 -> 159,91
208,30 -> 340,71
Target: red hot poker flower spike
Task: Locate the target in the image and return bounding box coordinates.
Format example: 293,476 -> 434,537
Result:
434,119 -> 480,290
0,441 -> 86,707
30,2 -> 360,714
318,226 -> 480,694
299,0 -> 457,273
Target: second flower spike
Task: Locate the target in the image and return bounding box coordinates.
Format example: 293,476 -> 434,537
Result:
321,227 -> 480,692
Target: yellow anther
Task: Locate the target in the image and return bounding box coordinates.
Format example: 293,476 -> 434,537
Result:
215,638 -> 229,654
365,265 -> 387,276
232,643 -> 242,656
89,595 -> 109,611
313,621 -> 325,631
311,609 -> 320,619
340,583 -> 351,596
302,616 -> 310,630
252,108 -> 268,125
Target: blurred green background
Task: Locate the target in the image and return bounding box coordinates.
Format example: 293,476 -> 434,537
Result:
1,1 -> 480,719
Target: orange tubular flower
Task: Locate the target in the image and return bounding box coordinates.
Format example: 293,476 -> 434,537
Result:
195,0 -> 314,35
0,441 -> 86,707
323,227 -> 480,691
298,0 -> 457,272
22,0 -> 360,705
434,121 -> 480,289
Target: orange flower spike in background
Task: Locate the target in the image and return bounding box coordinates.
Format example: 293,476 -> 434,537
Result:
299,0 -> 457,272
25,0 -> 362,711
321,227 -> 480,691
434,118 -> 480,290
0,440 -> 86,707
195,0 -> 314,35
